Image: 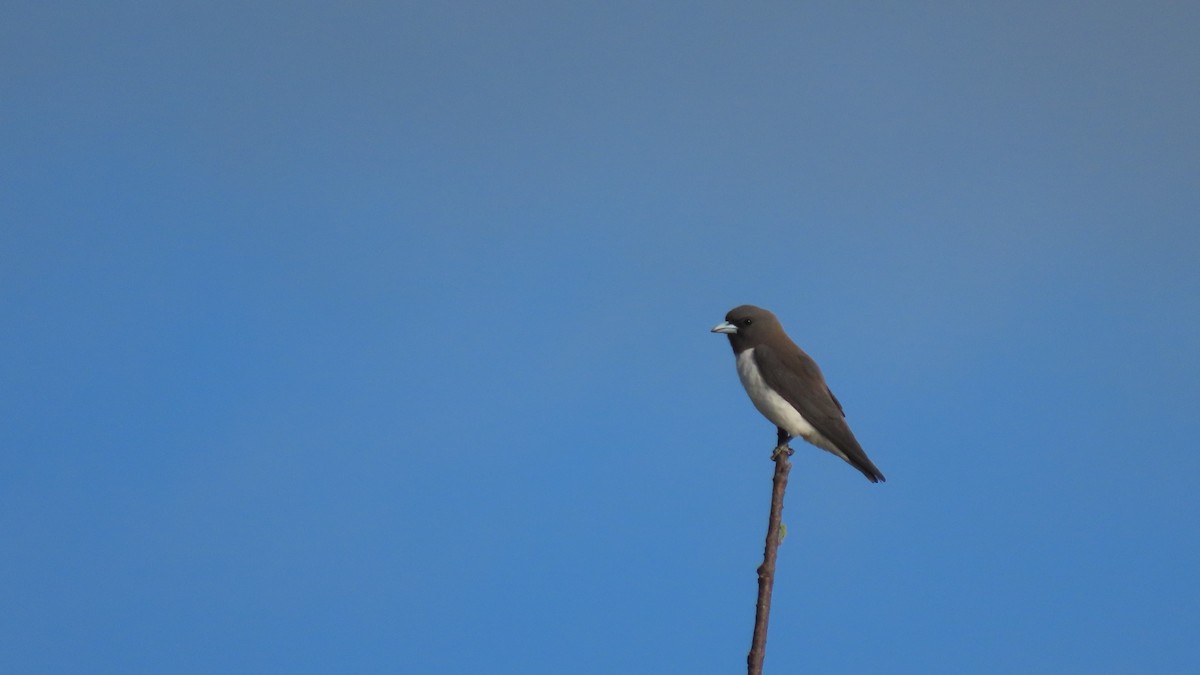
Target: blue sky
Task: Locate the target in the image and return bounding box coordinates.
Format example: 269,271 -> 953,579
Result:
3,2 -> 1198,673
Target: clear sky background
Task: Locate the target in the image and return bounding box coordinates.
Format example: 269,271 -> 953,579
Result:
3,2 -> 1198,673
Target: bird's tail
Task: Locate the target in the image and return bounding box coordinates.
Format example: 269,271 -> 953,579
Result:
850,455 -> 886,483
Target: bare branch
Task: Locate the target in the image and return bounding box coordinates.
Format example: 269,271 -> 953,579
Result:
747,428 -> 794,675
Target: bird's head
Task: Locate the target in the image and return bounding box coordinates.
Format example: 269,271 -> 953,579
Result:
711,304 -> 781,351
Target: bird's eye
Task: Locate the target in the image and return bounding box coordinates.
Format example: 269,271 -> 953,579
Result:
743,318 -> 753,326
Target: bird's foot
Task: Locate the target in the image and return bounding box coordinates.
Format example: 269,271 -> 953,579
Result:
770,445 -> 794,461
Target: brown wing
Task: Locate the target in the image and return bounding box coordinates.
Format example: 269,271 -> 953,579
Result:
753,343 -> 886,483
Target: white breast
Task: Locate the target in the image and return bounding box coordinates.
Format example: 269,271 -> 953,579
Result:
735,348 -> 845,459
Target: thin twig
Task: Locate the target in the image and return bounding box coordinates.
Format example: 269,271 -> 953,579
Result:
748,427 -> 794,675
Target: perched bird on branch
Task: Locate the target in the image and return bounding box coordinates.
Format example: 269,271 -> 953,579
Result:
712,305 -> 886,483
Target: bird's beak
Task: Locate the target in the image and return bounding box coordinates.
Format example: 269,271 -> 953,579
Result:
711,321 -> 737,334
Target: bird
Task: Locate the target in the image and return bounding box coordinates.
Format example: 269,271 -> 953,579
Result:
712,304 -> 885,483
